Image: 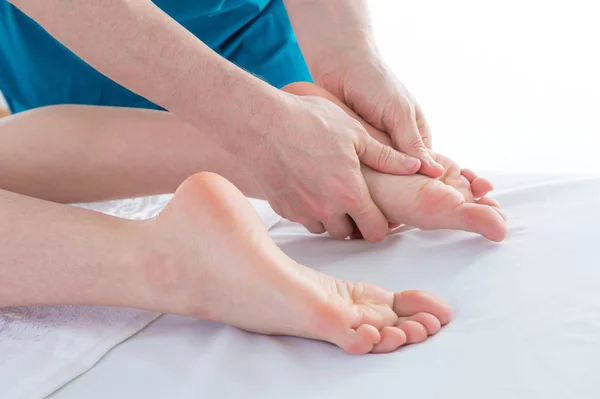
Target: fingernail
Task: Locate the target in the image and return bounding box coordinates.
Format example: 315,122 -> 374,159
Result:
403,157 -> 420,170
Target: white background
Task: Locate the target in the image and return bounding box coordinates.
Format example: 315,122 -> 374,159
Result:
369,0 -> 600,175
1,1 -> 598,175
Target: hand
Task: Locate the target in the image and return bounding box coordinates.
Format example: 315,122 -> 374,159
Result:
318,55 -> 444,178
252,91 -> 422,242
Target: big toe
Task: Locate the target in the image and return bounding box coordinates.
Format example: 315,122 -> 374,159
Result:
457,202 -> 507,242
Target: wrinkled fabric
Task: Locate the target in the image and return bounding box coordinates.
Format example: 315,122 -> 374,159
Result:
52,174 -> 600,399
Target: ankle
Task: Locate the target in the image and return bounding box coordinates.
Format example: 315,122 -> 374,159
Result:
125,219 -> 191,315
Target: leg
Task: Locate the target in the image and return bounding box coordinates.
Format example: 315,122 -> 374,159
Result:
0,105 -> 263,203
1,172 -> 451,354
0,187 -> 149,308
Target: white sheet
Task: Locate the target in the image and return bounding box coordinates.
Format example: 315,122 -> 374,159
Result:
49,174 -> 600,399
0,195 -> 280,399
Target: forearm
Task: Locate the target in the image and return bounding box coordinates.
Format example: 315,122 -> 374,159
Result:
8,0 -> 282,155
283,0 -> 378,84
0,106 -> 264,203
0,188 -> 153,308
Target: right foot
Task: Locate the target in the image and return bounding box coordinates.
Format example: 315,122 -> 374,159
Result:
283,82 -> 507,242
362,153 -> 508,242
142,172 -> 451,354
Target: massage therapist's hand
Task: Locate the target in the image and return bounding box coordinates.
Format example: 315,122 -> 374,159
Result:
8,0 -> 416,241
283,0 -> 444,178
256,91 -> 422,242
321,56 -> 445,178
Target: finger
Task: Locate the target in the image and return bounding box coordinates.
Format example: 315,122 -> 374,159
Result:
348,184 -> 390,243
303,220 -> 326,235
390,105 -> 443,177
471,177 -> 494,199
415,104 -> 432,150
323,215 -> 354,240
356,133 -> 421,175
269,201 -> 284,218
371,326 -> 407,353
351,222 -> 398,240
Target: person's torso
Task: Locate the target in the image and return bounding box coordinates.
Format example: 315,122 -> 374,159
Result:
0,0 -> 291,112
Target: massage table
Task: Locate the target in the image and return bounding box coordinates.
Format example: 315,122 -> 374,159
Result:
49,173 -> 600,399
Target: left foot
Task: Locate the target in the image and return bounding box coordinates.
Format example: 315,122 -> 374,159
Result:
142,172 -> 451,354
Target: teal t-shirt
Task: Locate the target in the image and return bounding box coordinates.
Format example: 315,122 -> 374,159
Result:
0,0 -> 312,113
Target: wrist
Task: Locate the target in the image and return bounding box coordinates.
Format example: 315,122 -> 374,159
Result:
182,60 -> 286,158
285,0 -> 380,86
310,44 -> 381,92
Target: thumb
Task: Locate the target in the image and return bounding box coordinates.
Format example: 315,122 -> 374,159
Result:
392,116 -> 444,178
357,133 -> 421,175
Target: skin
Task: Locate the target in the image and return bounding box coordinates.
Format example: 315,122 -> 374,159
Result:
284,0 -> 441,173
6,0 -> 422,242
0,86 -> 506,240
282,82 -> 507,242
0,85 -> 503,354
0,171 -> 451,354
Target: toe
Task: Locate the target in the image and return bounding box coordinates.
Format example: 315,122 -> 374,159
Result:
461,168 -> 478,182
471,177 -> 494,199
396,320 -> 428,344
371,326 -> 407,353
476,196 -> 501,209
340,324 -> 381,355
408,312 -> 442,335
393,290 -> 452,326
457,202 -> 508,241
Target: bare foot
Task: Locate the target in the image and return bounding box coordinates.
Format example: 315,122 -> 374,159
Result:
142,172 -> 451,354
362,156 -> 507,242
283,82 -> 507,242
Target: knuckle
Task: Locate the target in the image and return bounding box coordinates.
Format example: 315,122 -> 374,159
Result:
316,200 -> 337,223
376,144 -> 395,168
335,183 -> 363,213
303,197 -> 327,221
351,117 -> 366,132
345,194 -> 365,214
405,135 -> 427,152
385,97 -> 413,127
